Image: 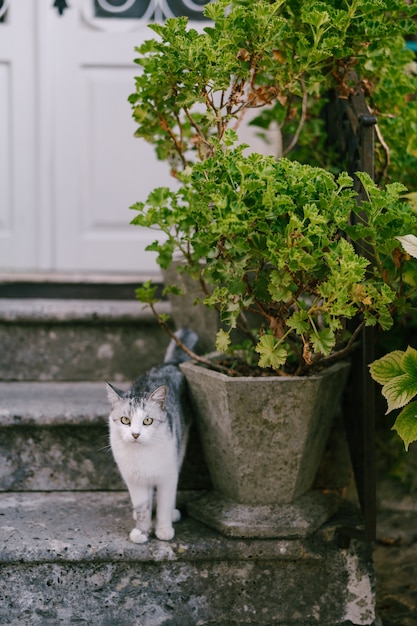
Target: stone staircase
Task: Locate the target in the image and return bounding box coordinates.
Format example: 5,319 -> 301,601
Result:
0,297 -> 377,625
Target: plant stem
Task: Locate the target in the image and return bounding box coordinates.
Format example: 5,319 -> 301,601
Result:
149,302 -> 236,376
159,115 -> 188,169
283,80 -> 308,156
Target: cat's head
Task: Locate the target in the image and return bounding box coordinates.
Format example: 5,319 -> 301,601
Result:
106,382 -> 167,445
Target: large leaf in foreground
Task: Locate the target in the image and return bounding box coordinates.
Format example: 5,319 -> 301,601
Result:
369,347 -> 417,412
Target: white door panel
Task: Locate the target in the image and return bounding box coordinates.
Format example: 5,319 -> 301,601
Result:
0,2 -> 37,272
51,1 -> 175,274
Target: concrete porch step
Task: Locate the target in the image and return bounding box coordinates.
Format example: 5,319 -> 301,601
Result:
0,381 -> 119,491
0,299 -> 170,381
0,490 -> 375,626
0,381 -> 210,492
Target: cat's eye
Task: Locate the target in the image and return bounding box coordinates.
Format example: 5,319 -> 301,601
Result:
143,417 -> 153,426
120,416 -> 130,425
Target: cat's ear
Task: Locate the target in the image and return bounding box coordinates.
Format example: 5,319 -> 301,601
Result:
106,382 -> 125,406
149,385 -> 167,409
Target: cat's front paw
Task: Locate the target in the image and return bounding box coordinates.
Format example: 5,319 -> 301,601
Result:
172,508 -> 181,523
129,528 -> 149,544
155,525 -> 175,541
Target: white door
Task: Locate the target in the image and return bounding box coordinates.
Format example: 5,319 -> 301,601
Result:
0,1 -> 38,271
0,0 -> 210,276
49,0 -> 211,275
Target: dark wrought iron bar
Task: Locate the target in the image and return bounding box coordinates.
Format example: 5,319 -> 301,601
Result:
328,73 -> 377,546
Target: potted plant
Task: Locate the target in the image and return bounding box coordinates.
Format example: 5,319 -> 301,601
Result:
133,140 -> 417,533
128,0 -> 417,536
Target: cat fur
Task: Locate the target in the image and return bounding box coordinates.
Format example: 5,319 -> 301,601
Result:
106,328 -> 197,543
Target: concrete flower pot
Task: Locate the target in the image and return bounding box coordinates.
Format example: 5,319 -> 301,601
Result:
180,359 -> 350,538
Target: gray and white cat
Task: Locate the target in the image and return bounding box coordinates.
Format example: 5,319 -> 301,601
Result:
106,329 -> 197,544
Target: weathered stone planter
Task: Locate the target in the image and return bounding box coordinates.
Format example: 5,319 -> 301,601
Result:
180,359 -> 350,538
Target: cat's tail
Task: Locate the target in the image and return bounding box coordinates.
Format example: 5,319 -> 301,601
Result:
163,328 -> 200,365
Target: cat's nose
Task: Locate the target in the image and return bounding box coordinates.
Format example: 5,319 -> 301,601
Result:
132,433 -> 140,440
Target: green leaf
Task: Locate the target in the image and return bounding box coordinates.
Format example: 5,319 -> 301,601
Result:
369,350 -> 405,385
147,187 -> 171,207
287,310 -> 310,334
255,334 -> 288,370
370,347 -> 417,413
135,281 -> 159,306
310,328 -> 335,356
223,129 -> 239,146
402,346 -> 417,378
268,270 -> 293,302
382,374 -> 417,413
215,329 -> 231,353
392,401 -> 417,451
220,302 -> 240,329
162,284 -> 184,297
302,8 -> 330,29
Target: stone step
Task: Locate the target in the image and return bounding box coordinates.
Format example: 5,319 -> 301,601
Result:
0,490 -> 375,625
0,299 -> 171,381
0,381 -> 210,492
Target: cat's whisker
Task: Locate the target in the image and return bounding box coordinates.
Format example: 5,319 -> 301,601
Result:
96,433 -> 112,453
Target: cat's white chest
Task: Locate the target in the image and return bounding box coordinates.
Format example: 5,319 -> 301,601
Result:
111,429 -> 177,484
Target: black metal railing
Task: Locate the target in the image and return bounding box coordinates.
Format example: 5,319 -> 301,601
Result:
326,73 -> 378,546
